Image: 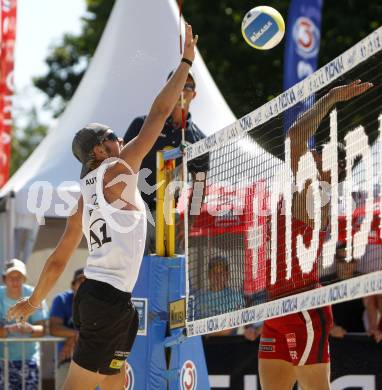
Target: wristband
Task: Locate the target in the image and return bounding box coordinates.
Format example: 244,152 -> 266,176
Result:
27,297 -> 41,310
181,57 -> 192,67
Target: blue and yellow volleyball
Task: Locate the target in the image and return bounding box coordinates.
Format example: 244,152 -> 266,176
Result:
241,6 -> 285,50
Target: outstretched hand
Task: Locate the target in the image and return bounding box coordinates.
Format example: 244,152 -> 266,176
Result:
183,23 -> 198,63
331,79 -> 373,103
7,297 -> 36,324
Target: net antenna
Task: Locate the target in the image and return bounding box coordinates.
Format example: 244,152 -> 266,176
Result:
155,1 -> 188,257
182,27 -> 382,336
178,0 -> 186,145
177,0 -> 192,315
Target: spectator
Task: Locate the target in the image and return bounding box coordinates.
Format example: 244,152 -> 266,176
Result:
334,244 -> 358,281
363,294 -> 382,343
330,245 -> 365,338
50,268 -> 85,388
242,323 -> 263,341
331,299 -> 366,338
0,259 -> 48,390
124,69 -> 209,254
355,244 -> 382,342
196,256 -> 245,336
242,290 -> 266,341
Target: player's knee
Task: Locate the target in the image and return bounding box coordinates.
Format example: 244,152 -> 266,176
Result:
299,382 -> 330,390
99,368 -> 126,390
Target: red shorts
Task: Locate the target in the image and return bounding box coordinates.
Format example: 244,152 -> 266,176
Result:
259,306 -> 333,366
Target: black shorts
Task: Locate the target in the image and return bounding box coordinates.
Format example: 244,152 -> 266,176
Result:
72,278 -> 139,375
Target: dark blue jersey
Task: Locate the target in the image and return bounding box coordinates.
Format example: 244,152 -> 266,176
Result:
124,114 -> 209,209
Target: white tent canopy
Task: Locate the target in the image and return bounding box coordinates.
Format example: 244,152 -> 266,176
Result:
0,0 -> 283,300
1,0 -> 235,225
0,0 -> 238,297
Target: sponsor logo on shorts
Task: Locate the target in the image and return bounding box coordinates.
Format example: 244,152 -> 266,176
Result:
180,360 -> 197,390
259,337 -> 275,343
285,332 -> 297,349
124,362 -> 134,390
289,350 -> 298,360
259,345 -> 275,352
109,359 -> 124,369
114,350 -> 129,358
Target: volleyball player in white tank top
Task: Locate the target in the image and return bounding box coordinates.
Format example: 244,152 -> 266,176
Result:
80,160 -> 146,292
8,24 -> 198,390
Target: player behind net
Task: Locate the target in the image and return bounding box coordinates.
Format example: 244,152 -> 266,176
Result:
259,80 -> 373,390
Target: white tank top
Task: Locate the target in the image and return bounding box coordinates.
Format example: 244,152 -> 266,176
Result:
81,160 -> 147,292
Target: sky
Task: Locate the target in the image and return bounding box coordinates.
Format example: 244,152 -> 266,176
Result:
13,0 -> 87,128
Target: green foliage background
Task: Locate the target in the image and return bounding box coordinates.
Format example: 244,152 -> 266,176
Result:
11,0 -> 382,173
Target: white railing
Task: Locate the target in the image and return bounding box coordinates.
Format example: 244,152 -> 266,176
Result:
0,336 -> 65,390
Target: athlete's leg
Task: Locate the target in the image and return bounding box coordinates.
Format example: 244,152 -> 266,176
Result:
99,363 -> 126,390
62,360 -> 105,390
295,362 -> 331,390
259,358 -> 296,390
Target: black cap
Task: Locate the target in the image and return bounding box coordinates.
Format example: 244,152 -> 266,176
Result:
72,123 -> 111,178
167,68 -> 196,86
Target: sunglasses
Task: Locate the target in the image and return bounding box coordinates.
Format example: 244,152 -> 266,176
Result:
183,83 -> 195,92
98,131 -> 119,143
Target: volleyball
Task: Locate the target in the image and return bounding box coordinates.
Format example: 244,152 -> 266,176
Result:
241,6 -> 285,50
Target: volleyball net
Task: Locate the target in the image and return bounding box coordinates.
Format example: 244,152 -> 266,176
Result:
180,27 -> 382,336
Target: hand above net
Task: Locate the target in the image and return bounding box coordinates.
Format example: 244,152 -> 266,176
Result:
183,23 -> 198,64
329,79 -> 374,103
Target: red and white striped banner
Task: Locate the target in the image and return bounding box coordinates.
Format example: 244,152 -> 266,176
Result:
0,0 -> 17,187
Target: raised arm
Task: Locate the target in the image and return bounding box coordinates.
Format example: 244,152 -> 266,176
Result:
288,80 -> 373,174
8,198 -> 84,322
119,23 -> 198,173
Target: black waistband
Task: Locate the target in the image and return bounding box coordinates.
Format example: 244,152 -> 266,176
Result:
82,278 -> 132,301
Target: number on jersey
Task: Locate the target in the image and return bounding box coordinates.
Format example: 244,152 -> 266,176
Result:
89,218 -> 112,251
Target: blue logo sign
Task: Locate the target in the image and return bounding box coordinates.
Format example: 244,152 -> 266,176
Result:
132,298 -> 148,336
292,17 -> 320,59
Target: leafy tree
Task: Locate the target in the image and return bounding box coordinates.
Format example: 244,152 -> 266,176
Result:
11,0 -> 380,179
182,0 -> 289,117
34,0 -> 381,119
11,108 -> 48,175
